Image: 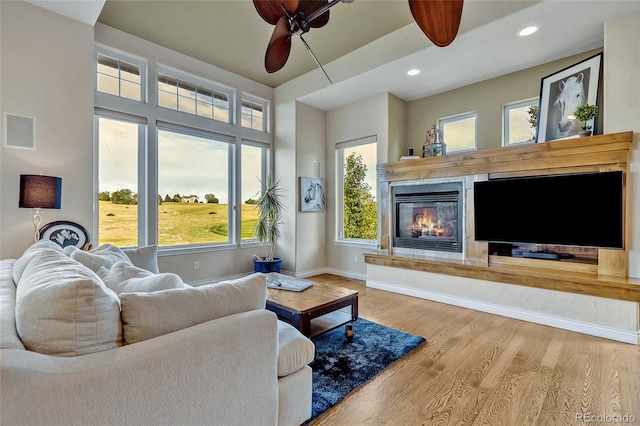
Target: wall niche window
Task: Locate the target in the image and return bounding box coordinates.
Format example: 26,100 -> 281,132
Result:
503,98 -> 538,146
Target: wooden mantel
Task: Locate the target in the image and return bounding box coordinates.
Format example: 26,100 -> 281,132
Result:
369,131 -> 637,302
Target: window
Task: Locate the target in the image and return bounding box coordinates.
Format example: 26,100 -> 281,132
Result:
241,142 -> 270,241
96,53 -> 144,101
504,98 -> 538,145
157,72 -> 231,123
241,98 -> 267,132
336,136 -> 377,242
157,127 -> 232,247
97,116 -> 144,247
439,112 -> 477,153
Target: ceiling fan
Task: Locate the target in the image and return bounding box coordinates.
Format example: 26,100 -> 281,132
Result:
253,0 -> 464,82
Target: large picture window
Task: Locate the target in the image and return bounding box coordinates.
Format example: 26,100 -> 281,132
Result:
157,127 -> 232,247
97,115 -> 145,247
336,136 -> 377,243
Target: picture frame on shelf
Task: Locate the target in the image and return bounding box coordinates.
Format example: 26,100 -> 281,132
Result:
536,52 -> 602,143
39,220 -> 90,249
300,177 -> 325,212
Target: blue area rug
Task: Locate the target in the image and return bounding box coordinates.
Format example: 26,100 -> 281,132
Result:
308,318 -> 426,422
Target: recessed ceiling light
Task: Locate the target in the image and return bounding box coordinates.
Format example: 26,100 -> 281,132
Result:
518,26 -> 539,37
407,69 -> 420,76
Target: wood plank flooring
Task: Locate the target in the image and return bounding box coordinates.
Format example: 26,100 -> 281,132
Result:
308,274 -> 640,426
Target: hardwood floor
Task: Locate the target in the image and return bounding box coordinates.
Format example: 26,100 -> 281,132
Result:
308,274 -> 640,425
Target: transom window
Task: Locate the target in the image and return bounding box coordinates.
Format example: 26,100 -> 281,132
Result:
241,99 -> 267,132
439,112 -> 477,153
157,73 -> 231,123
96,53 -> 143,101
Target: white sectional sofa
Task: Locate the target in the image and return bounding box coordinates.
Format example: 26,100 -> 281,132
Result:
0,241 -> 314,426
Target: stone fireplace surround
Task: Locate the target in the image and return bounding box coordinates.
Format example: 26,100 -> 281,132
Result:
365,131 -> 640,344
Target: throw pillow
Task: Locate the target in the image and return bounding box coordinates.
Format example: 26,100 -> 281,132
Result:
103,261 -> 185,295
120,273 -> 266,344
122,245 -> 160,273
15,249 -> 122,356
12,240 -> 63,284
69,243 -> 131,272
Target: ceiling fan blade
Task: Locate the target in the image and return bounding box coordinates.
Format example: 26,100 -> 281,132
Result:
298,0 -> 330,28
409,0 -> 464,47
253,0 -> 300,25
265,16 -> 293,73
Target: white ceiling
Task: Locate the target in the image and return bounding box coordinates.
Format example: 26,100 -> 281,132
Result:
28,0 -> 640,111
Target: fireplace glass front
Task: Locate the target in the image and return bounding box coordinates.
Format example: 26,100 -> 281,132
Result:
392,183 -> 463,253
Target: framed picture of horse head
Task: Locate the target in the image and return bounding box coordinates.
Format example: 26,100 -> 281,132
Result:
300,177 -> 325,212
536,52 -> 602,143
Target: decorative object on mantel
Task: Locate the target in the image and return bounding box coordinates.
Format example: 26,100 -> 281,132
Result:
400,148 -> 419,160
537,52 -> 602,142
573,103 -> 599,137
422,125 -> 446,157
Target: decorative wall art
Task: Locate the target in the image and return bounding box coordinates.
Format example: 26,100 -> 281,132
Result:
300,177 -> 325,212
39,221 -> 90,249
536,53 -> 602,142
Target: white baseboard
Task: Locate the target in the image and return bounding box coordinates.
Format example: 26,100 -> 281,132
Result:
367,279 -> 640,345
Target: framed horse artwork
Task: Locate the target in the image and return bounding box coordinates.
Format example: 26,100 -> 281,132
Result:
300,177 -> 325,212
536,52 -> 602,143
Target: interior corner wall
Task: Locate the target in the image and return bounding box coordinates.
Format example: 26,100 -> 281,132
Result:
0,1 -> 94,259
604,11 -> 640,279
295,102 -> 327,276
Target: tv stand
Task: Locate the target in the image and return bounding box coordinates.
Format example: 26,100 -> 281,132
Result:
522,251 -> 560,260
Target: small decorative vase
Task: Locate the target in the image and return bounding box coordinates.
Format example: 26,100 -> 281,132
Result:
578,130 -> 592,137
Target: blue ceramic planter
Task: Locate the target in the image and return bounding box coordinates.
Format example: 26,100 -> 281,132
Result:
253,257 -> 283,273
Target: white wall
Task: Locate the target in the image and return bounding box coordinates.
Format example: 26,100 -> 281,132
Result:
604,11 -> 640,278
0,1 -> 94,259
325,93 -> 390,279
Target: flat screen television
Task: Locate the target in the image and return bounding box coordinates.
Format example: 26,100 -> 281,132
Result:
474,171 -> 623,248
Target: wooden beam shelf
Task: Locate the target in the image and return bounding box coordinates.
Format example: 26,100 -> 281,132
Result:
364,252 -> 640,302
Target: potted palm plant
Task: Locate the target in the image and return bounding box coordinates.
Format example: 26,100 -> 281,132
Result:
574,103 -> 598,137
252,176 -> 285,273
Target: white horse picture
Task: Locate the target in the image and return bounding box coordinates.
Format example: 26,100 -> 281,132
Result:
300,177 -> 325,212
545,72 -> 587,140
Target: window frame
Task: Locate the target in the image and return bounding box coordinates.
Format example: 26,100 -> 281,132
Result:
438,111 -> 478,154
156,65 -> 235,125
95,44 -> 147,103
503,97 -> 538,146
335,135 -> 378,246
241,95 -> 270,133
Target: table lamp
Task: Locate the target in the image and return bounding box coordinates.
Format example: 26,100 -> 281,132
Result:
19,174 -> 62,242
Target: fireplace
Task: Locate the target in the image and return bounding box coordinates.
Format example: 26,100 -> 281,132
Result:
392,182 -> 463,253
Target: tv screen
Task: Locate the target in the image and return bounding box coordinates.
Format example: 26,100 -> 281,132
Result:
474,171 -> 623,248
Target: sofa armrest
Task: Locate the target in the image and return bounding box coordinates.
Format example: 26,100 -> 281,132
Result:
1,309 -> 279,426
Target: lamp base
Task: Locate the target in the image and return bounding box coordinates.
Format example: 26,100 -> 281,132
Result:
32,209 -> 42,242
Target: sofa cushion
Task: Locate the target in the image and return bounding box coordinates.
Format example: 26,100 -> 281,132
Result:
12,240 -> 63,284
68,243 -> 131,272
15,249 -> 122,356
100,261 -> 185,295
122,244 -> 160,273
120,273 -> 266,344
277,320 -> 315,377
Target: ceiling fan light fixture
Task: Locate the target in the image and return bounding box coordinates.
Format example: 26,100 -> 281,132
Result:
517,25 -> 539,37
407,69 -> 421,76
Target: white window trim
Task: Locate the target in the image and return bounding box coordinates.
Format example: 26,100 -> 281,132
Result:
438,112 -> 478,153
503,97 -> 538,146
335,135 -> 378,244
95,43 -> 148,103
240,94 -> 270,133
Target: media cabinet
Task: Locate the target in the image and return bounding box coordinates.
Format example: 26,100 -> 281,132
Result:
365,131 -> 640,343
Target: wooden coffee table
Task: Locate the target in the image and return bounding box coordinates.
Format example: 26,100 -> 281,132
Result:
266,281 -> 359,337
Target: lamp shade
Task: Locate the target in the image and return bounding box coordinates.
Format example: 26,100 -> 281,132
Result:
19,175 -> 62,209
